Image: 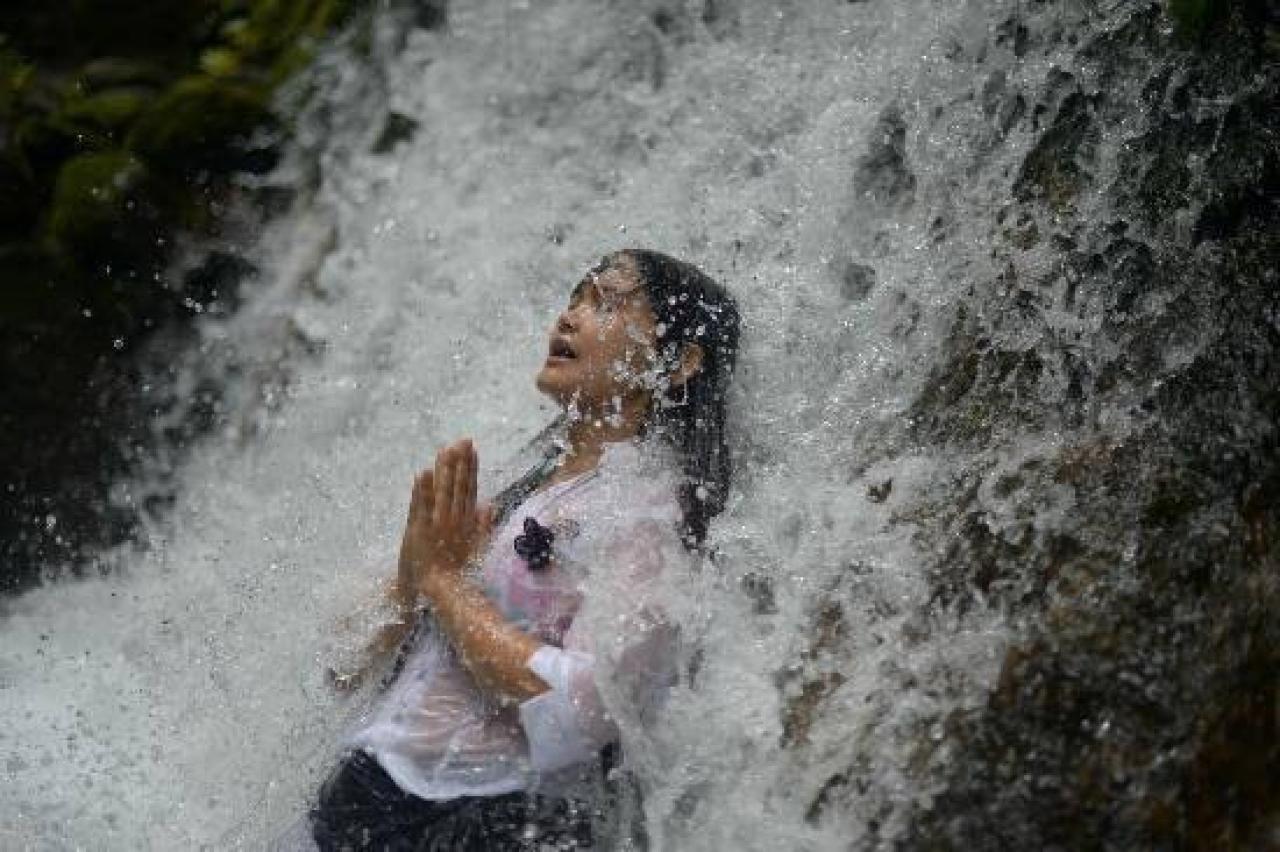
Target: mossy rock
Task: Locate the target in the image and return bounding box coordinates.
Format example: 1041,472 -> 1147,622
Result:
126,75 -> 273,173
198,47 -> 243,79
232,0 -> 345,56
78,57 -> 168,93
46,149 -> 166,273
62,88 -> 149,132
1013,91 -> 1098,213
14,110 -> 108,181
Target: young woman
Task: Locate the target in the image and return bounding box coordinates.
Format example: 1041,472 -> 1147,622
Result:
302,249 -> 741,850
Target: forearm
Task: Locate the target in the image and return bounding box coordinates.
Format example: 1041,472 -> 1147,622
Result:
367,585 -> 416,657
421,572 -> 551,704
327,579 -> 415,692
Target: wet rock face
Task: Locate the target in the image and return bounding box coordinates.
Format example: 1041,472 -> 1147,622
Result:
893,5 -> 1279,848
853,105 -> 916,208
1012,87 -> 1098,212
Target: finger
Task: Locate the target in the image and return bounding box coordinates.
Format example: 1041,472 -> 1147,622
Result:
450,441 -> 471,523
408,473 -> 421,520
466,442 -> 478,526
433,447 -> 453,529
407,471 -> 423,520
468,437 -> 481,516
414,470 -> 434,521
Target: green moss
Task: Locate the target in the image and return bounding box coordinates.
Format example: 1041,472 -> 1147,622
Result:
206,0 -> 353,83
62,88 -> 148,131
47,150 -> 142,237
1,0 -> 371,589
271,0 -> 354,83
240,0 -> 344,57
47,150 -> 156,267
198,47 -> 243,78
126,75 -> 271,172
77,57 -> 169,92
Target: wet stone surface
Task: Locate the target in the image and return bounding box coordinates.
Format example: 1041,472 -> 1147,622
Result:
891,6 -> 1277,848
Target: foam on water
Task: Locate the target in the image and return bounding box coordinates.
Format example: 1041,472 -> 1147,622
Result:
1,0 -> 1089,847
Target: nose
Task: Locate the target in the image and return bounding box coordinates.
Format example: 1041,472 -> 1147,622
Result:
555,305 -> 579,333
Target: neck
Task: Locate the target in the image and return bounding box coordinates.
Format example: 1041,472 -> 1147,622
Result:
556,394 -> 649,479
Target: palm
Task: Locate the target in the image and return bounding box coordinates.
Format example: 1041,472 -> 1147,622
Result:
398,439 -> 493,596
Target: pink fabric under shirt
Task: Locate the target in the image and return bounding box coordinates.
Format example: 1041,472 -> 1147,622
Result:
347,441 -> 684,801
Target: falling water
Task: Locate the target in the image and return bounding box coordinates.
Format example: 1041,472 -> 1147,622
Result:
3,1 -> 1275,849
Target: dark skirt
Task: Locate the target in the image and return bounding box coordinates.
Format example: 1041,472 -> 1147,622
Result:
309,751 -> 597,851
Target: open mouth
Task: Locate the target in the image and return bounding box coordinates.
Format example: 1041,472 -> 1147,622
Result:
548,338 -> 576,359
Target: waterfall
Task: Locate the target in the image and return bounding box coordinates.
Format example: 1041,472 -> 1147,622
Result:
3,1 -> 1275,848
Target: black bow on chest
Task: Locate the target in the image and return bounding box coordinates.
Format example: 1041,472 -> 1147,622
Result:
513,517 -> 556,571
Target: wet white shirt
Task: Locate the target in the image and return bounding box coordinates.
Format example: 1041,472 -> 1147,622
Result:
347,441 -> 685,801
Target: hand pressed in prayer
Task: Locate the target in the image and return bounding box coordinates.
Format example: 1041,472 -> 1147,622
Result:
400,439 -> 494,596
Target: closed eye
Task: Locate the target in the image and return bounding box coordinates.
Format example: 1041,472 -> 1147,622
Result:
568,277 -> 592,309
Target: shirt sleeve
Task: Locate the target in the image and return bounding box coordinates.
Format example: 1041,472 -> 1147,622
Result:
517,516 -> 680,773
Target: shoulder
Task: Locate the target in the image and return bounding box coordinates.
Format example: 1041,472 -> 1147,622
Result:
585,440 -> 682,525
567,444 -> 691,583
546,441 -> 683,558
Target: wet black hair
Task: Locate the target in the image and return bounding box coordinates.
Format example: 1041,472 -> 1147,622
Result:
616,249 -> 740,546
493,249 -> 740,549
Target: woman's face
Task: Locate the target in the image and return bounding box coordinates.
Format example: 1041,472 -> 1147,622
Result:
535,257 -> 660,416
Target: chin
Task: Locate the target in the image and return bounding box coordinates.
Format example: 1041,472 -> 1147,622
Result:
534,367 -> 572,404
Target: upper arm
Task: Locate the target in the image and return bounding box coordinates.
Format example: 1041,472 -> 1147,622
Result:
558,515 -> 683,726
517,487 -> 688,770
